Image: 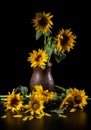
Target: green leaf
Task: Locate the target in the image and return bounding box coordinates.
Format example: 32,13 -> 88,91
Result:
36,31 -> 42,40
52,43 -> 56,49
44,31 -> 51,37
16,86 -> 28,96
44,38 -> 56,58
54,52 -> 66,63
41,65 -> 46,70
47,37 -> 52,45
50,109 -> 64,114
44,43 -> 53,57
65,89 -> 70,95
20,86 -> 28,96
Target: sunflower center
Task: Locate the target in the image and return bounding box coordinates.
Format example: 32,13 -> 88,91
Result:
67,98 -> 74,107
35,54 -> 41,61
61,35 -> 69,45
11,97 -> 19,107
32,102 -> 39,110
74,96 -> 82,104
39,17 -> 48,26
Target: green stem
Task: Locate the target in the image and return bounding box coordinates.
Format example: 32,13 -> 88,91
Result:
54,85 -> 65,92
87,98 -> 91,100
0,95 -> 8,98
0,95 -> 30,101
44,34 -> 46,49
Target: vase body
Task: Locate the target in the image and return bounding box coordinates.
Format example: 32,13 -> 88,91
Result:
30,62 -> 55,91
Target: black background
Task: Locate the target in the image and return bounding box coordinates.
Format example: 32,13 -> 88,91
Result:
0,0 -> 91,96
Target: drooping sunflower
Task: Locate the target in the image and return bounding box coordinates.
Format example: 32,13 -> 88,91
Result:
59,92 -> 74,111
32,11 -> 53,33
59,88 -> 88,112
4,89 -> 23,112
32,85 -> 57,103
69,88 -> 88,109
55,28 -> 77,53
27,49 -> 49,69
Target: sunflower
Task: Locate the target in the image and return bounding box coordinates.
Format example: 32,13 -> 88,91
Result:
60,88 -> 88,112
32,11 -> 53,33
55,28 -> 77,53
27,49 -> 49,69
24,94 -> 45,119
32,85 -> 57,102
59,92 -> 74,110
4,89 -> 23,112
69,88 -> 88,109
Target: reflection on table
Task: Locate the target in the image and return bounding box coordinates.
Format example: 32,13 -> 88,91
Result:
0,105 -> 91,130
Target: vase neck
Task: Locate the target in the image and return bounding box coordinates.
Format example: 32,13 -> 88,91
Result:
33,67 -> 42,72
45,62 -> 52,72
47,62 -> 52,67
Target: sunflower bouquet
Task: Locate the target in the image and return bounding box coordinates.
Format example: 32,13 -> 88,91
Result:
0,11 -> 90,121
27,11 -> 77,70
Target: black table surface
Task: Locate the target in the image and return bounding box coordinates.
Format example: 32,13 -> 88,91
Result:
0,101 -> 91,130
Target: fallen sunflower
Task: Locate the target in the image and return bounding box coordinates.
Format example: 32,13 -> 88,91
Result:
23,90 -> 51,121
0,86 -> 90,120
59,88 -> 88,112
4,89 -> 23,113
32,85 -> 57,103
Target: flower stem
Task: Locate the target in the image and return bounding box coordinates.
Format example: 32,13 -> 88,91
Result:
44,34 -> 46,49
54,85 -> 65,92
0,95 -> 8,98
87,98 -> 91,100
0,95 -> 30,101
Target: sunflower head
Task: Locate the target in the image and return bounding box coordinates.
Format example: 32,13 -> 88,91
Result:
4,89 -> 23,112
59,88 -> 88,112
24,93 -> 45,119
31,85 -> 57,103
55,28 -> 77,53
70,88 -> 88,109
27,49 -> 49,69
32,11 -> 53,34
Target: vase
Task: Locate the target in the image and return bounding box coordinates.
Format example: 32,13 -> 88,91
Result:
29,62 -> 55,91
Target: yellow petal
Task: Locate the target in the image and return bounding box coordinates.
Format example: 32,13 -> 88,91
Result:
29,116 -> 34,120
1,115 -> 7,118
13,115 -> 23,118
59,114 -> 67,118
44,112 -> 51,117
23,116 -> 28,121
70,108 -> 76,112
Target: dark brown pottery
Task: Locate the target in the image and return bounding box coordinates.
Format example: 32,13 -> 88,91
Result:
29,62 -> 55,91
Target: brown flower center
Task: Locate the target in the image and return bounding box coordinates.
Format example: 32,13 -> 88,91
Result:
74,96 -> 82,104
11,96 -> 19,107
39,17 -> 48,26
32,102 -> 40,110
67,98 -> 74,107
35,54 -> 41,61
61,35 -> 69,45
